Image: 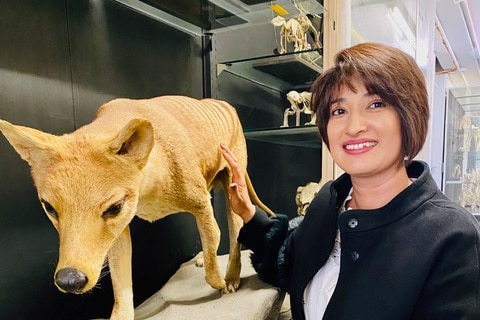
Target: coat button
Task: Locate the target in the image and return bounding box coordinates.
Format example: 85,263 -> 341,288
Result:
348,218 -> 358,228
351,251 -> 360,261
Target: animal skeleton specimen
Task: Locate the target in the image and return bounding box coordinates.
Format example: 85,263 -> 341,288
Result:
459,115 -> 475,152
281,90 -> 316,127
296,181 -> 321,215
271,3 -> 321,54
459,169 -> 480,213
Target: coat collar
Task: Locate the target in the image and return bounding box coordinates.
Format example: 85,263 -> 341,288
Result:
333,161 -> 438,231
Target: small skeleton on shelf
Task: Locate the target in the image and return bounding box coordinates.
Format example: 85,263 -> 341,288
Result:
459,115 -> 474,152
459,169 -> 480,213
459,115 -> 472,130
270,2 -> 321,55
271,15 -> 321,54
474,128 -> 480,152
281,90 -> 316,127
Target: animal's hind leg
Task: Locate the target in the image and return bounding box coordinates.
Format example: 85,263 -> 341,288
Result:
194,200 -> 226,291
220,170 -> 243,293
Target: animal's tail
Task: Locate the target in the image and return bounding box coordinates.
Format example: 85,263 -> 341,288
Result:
245,173 -> 275,216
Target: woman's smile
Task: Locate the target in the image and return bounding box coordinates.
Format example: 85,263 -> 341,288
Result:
343,140 -> 378,153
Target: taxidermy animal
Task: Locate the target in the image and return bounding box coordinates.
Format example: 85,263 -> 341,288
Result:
0,95 -> 274,320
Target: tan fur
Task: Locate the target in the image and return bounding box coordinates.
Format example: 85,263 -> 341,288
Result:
0,95 -> 274,320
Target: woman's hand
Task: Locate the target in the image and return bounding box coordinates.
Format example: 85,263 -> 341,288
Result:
220,144 -> 256,223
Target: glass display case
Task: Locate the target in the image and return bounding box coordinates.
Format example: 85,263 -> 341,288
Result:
212,0 -> 324,135
217,49 -> 322,148
349,0 -> 436,90
444,86 -> 480,214
209,1 -> 325,215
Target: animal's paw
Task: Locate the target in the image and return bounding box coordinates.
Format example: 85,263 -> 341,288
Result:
205,274 -> 226,291
195,256 -> 204,267
223,278 -> 240,293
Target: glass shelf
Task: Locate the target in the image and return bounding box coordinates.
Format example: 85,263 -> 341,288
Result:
210,0 -> 324,31
218,49 -> 323,91
244,125 -> 321,149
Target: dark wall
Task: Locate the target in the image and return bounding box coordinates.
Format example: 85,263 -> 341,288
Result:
0,1 -> 204,319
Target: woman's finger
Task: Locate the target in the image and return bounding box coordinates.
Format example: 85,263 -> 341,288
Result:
220,144 -> 245,182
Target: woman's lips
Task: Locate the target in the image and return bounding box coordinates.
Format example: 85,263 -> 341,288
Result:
343,141 -> 378,153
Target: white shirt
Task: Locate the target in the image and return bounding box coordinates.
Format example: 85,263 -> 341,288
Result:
303,190 -> 352,320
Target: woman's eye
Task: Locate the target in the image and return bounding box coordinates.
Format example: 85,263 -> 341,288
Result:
369,101 -> 385,109
331,108 -> 346,116
41,200 -> 58,219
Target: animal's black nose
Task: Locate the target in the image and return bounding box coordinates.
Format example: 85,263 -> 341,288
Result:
55,267 -> 88,293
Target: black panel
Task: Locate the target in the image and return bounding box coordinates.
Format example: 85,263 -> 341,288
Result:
0,1 -> 77,317
67,0 -> 204,125
239,0 -> 270,5
247,141 -> 321,216
0,0 -> 73,133
140,0 -> 207,28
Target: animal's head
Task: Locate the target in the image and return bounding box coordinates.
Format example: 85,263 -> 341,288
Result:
0,118 -> 154,294
295,182 -> 321,216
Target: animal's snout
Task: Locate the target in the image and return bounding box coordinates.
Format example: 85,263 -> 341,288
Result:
55,267 -> 88,293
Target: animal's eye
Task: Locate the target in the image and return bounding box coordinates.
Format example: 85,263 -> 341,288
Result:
41,200 -> 58,219
103,199 -> 124,218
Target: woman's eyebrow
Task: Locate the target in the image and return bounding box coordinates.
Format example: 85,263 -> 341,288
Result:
330,97 -> 344,105
364,92 -> 378,98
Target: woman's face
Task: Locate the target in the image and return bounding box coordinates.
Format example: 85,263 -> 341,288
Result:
326,78 -> 403,179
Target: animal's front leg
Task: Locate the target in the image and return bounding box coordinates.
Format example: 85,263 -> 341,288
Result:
196,212 -> 225,291
107,227 -> 134,320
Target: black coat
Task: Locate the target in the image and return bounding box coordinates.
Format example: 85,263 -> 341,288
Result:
239,161 -> 480,319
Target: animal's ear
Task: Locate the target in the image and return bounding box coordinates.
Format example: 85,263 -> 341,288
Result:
110,118 -> 154,169
0,119 -> 55,166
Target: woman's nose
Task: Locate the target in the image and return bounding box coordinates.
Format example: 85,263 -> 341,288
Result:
346,112 -> 367,135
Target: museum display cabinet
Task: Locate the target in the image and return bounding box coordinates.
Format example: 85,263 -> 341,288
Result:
443,86 -> 480,215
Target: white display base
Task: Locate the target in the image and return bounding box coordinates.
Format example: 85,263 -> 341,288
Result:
93,250 -> 285,320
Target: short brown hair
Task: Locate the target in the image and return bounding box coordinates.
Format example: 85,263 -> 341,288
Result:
310,42 -> 429,166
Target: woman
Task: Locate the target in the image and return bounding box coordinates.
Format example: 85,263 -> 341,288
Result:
220,42 -> 480,319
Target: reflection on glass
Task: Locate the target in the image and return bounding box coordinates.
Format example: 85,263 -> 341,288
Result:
350,0 -> 416,56
444,86 -> 480,213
